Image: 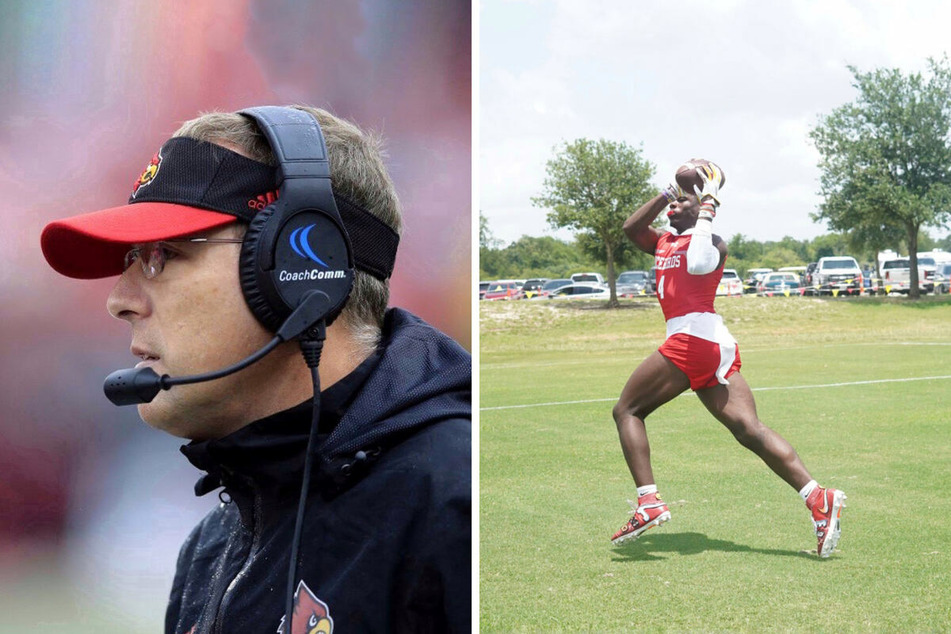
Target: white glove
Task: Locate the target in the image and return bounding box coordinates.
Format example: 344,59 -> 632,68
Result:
692,163 -> 723,208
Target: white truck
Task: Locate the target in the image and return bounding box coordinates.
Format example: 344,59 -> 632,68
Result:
881,258 -> 929,294
570,272 -> 605,286
813,256 -> 863,296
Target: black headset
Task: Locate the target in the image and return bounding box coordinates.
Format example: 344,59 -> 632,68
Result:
238,105 -> 355,333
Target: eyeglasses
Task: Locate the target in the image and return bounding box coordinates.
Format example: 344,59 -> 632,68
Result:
123,237 -> 244,279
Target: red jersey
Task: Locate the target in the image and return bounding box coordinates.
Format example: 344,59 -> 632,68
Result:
653,230 -> 725,321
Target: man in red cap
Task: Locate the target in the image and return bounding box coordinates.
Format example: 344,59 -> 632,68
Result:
41,106 -> 471,633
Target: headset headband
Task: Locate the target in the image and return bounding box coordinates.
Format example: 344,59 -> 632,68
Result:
236,106 -> 355,332
242,107 -> 399,281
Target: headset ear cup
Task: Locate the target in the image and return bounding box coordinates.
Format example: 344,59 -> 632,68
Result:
239,206 -> 288,332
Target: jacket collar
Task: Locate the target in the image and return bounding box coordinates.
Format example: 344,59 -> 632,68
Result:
312,308 -> 470,491
180,349 -> 380,497
179,307 -> 471,504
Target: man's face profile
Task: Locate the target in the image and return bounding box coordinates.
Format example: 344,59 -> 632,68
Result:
106,225 -> 284,440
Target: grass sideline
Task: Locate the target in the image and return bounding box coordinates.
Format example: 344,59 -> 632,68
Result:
480,295 -> 951,632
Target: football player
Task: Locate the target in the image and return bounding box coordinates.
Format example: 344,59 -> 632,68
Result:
610,162 -> 845,558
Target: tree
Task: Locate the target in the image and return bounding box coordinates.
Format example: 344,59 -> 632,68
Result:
479,211 -> 501,251
811,57 -> 951,298
758,247 -> 801,271
810,233 -> 853,260
575,232 -> 654,274
481,235 -> 597,280
479,213 -> 504,280
728,233 -> 765,263
532,138 -> 656,307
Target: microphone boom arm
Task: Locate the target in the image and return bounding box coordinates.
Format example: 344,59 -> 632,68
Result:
103,291 -> 332,406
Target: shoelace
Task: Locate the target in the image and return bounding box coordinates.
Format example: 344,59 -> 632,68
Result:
624,499 -> 666,525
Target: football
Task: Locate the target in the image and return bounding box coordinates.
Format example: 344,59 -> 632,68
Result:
675,158 -> 726,194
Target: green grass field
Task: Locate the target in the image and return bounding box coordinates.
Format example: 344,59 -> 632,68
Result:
480,295 -> 951,632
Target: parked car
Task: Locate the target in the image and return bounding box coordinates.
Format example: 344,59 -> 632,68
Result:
548,283 -> 610,300
917,249 -> 951,266
917,250 -> 951,283
647,266 -> 657,294
916,256 -> 937,293
616,270 -> 650,297
882,258 -> 932,294
778,266 -> 808,285
933,262 -> 951,294
717,268 -> 743,296
743,268 -> 773,294
479,280 -> 490,300
531,278 -> 572,299
757,272 -> 802,296
483,280 -> 521,300
804,262 -> 818,287
813,256 -> 863,295
519,278 -> 548,299
570,272 -> 605,286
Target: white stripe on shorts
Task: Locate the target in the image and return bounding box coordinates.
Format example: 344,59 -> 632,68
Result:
715,341 -> 737,385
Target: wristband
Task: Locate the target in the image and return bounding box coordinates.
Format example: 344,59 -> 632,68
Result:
661,184 -> 680,203
699,201 -> 717,221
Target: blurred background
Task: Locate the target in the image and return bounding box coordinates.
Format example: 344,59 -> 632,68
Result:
0,1 -> 470,631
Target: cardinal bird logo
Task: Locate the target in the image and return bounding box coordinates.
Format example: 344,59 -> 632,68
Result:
131,149 -> 163,198
277,580 -> 334,634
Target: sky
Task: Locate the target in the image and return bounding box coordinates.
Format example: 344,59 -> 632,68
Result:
480,0 -> 951,247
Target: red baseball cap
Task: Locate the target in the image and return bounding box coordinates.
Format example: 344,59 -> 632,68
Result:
41,137 -> 278,279
42,135 -> 399,280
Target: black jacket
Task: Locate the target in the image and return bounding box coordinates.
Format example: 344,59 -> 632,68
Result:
165,309 -> 471,634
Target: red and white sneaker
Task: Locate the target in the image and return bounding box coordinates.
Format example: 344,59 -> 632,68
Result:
611,493 -> 671,545
807,487 -> 846,558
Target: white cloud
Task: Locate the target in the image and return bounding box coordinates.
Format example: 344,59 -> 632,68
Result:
481,0 -> 951,245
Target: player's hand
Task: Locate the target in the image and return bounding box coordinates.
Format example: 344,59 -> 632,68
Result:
692,163 -> 722,207
661,183 -> 683,203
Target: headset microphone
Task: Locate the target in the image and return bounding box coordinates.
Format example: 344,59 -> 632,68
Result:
103,289 -> 333,406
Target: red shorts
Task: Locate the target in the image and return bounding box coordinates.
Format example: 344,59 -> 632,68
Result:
658,333 -> 742,391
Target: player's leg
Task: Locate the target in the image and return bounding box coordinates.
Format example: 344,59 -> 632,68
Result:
612,350 -> 690,486
610,351 -> 689,544
696,371 -> 846,556
695,371 -> 811,489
